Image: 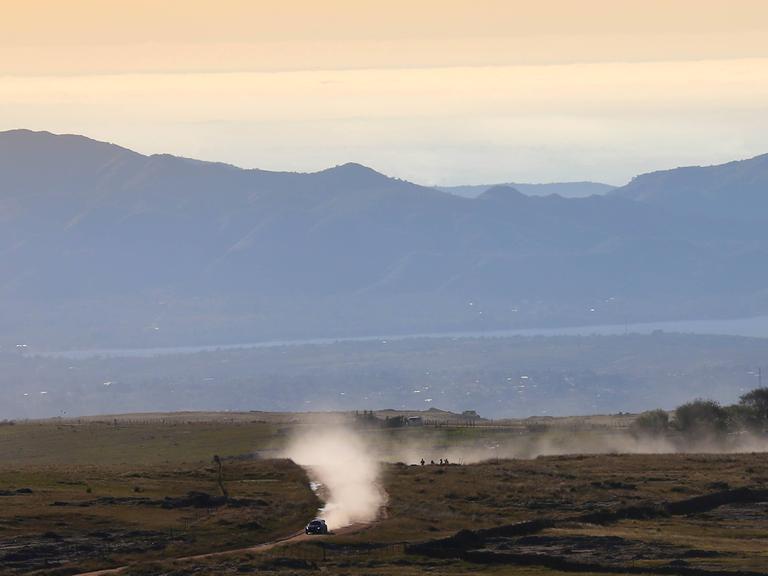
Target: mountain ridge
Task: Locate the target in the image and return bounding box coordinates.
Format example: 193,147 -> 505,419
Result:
438,181 -> 617,199
611,152 -> 768,219
2,129 -> 768,350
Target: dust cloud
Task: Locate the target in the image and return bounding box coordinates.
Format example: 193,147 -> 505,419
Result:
282,427 -> 386,530
282,423 -> 767,528
386,430 -> 768,466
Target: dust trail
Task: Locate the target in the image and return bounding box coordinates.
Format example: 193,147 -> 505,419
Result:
386,430 -> 768,465
282,426 -> 386,530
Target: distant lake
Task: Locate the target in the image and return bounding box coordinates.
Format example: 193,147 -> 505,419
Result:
38,314 -> 768,360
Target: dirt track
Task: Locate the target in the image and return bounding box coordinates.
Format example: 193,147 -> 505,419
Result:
73,464 -> 386,576
75,520 -> 373,576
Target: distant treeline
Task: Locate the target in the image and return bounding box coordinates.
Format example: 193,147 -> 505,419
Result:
633,387 -> 768,437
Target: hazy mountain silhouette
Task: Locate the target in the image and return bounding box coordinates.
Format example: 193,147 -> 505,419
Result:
612,153 -> 768,220
438,181 -> 616,198
2,130 -> 767,350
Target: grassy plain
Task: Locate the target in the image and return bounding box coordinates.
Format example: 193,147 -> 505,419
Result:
2,415 -> 768,575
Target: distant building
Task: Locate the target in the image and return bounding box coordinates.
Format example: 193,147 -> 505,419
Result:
406,416 -> 424,426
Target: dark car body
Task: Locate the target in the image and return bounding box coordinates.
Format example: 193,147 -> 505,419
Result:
305,519 -> 328,535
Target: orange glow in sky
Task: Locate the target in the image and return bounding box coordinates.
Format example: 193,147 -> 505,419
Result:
2,0 -> 768,183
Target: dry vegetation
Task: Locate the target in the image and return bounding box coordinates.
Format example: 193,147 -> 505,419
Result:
0,430 -> 318,575
2,415 -> 768,575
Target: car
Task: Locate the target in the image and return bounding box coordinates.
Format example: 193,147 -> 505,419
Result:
305,518 -> 328,535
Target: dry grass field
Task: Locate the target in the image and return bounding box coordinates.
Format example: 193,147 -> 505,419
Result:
2,415 -> 768,575
0,458 -> 318,575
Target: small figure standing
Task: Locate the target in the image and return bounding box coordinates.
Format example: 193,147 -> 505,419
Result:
420,458 -> 425,466
439,458 -> 444,465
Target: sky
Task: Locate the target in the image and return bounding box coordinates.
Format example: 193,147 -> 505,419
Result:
2,0 -> 768,185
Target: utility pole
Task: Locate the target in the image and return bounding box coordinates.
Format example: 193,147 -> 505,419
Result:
750,367 -> 763,389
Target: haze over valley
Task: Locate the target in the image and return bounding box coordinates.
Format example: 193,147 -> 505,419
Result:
3,130 -> 768,420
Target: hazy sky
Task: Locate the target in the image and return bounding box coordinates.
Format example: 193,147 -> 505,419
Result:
2,0 -> 768,184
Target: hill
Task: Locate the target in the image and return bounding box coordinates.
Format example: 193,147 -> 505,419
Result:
2,130 -> 768,349
612,152 -> 768,220
437,181 -> 616,198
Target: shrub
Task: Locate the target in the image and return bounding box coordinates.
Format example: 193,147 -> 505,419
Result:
384,416 -> 406,428
725,404 -> 762,432
673,399 -> 728,436
739,387 -> 768,427
632,409 -> 669,436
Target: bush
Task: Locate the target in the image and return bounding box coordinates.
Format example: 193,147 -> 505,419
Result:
739,387 -> 768,426
354,410 -> 380,427
632,409 -> 669,436
674,399 -> 728,436
384,415 -> 406,428
725,404 -> 762,432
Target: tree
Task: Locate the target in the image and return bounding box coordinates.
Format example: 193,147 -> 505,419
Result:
212,455 -> 228,500
674,399 -> 728,436
739,387 -> 768,425
384,415 -> 406,428
725,403 -> 761,433
632,409 -> 669,436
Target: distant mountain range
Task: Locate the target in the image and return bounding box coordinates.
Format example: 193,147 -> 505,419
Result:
437,182 -> 616,198
2,129 -> 768,351
615,153 -> 768,219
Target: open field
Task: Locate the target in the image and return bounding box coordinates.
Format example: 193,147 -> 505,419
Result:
0,455 -> 318,574
0,410 -> 640,466
2,414 -> 768,575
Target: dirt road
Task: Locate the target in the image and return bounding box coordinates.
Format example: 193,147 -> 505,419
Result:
74,466 -> 386,575
74,521 -> 374,576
